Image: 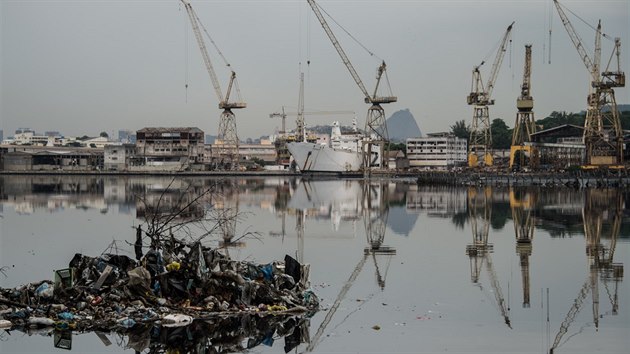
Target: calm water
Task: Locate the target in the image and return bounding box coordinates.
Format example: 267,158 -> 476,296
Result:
1,175 -> 629,353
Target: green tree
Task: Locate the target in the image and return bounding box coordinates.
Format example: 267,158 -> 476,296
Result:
450,120 -> 470,141
491,118 -> 512,149
100,131 -> 109,138
536,111 -> 585,130
387,142 -> 406,151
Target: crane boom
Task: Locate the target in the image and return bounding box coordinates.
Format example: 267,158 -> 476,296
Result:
553,0 -> 598,83
467,22 -> 514,106
486,21 -> 515,101
181,0 -> 224,103
306,0 -> 371,102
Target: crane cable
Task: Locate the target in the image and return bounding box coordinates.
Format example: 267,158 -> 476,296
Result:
181,3 -> 189,102
548,0 -> 553,64
315,2 -> 382,62
557,1 -> 615,41
193,10 -> 231,68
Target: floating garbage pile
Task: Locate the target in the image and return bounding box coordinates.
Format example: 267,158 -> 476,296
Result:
0,241 -> 318,352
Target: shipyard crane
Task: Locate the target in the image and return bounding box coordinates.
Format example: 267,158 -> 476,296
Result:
553,0 -> 625,166
510,45 -> 538,171
270,70 -> 353,141
181,0 -> 246,169
307,0 -> 397,170
467,22 -> 515,167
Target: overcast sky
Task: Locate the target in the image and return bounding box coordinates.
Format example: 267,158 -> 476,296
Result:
1,0 -> 629,140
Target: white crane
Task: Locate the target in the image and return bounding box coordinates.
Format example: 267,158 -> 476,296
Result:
467,22 -> 514,167
307,0 -> 397,170
181,0 -> 246,169
553,0 -> 625,166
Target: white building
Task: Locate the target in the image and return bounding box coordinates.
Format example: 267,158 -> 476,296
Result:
4,130 -> 56,146
407,133 -> 467,169
104,144 -> 136,171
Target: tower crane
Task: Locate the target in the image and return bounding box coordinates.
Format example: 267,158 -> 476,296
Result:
510,45 -> 538,170
296,71 -> 306,142
467,22 -> 515,168
307,0 -> 397,170
553,0 -> 625,166
269,70 -> 354,140
181,0 -> 246,169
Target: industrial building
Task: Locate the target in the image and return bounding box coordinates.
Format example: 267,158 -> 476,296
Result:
103,144 -> 137,171
406,133 -> 468,169
0,145 -> 103,171
134,127 -> 206,171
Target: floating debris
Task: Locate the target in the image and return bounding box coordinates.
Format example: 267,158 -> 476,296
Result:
0,241 -> 319,352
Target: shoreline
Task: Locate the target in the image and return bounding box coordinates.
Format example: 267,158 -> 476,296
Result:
2,169 -> 630,187
416,170 -> 630,188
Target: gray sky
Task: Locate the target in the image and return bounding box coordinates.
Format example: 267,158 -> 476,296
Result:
1,0 -> 629,140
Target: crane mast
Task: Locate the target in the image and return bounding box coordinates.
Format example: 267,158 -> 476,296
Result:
553,0 -> 625,166
297,72 -> 306,142
181,0 -> 245,169
467,22 -> 514,168
510,45 -> 537,170
307,0 -> 397,170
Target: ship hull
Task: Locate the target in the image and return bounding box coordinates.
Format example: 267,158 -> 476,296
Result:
287,142 -> 363,172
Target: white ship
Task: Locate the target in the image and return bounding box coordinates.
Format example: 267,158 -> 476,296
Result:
287,119 -> 378,173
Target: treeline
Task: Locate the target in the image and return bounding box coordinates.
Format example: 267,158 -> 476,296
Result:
450,109 -> 630,149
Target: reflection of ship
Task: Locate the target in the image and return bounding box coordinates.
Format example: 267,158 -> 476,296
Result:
287,180 -> 363,230
287,120 -> 379,173
306,180 -> 395,352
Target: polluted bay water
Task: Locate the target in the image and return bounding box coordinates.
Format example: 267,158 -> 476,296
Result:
1,175 -> 629,353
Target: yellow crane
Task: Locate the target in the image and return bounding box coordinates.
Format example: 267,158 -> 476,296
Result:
307,0 -> 397,170
510,44 -> 538,170
553,0 -> 625,166
181,0 -> 246,169
467,22 -> 514,168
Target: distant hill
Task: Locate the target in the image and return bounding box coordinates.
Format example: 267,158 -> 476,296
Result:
384,109 -> 422,143
618,104 -> 630,112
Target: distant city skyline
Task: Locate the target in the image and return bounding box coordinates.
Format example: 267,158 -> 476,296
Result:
1,1 -> 628,140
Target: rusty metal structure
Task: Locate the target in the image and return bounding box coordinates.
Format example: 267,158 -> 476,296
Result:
307,0 -> 397,169
467,22 -> 514,167
553,0 -> 625,166
181,0 -> 246,169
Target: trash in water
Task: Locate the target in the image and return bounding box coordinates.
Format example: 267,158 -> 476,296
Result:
1,239 -> 319,352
